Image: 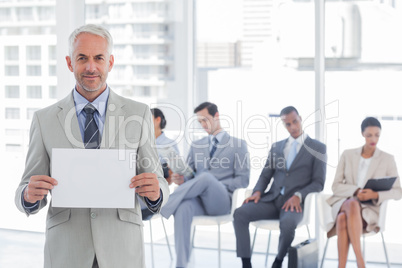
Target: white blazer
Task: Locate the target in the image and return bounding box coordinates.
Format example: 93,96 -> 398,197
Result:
327,147 -> 402,233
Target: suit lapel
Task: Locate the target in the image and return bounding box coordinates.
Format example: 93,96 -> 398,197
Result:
290,138 -> 308,169
101,90 -> 126,149
288,136 -> 311,170
57,91 -> 84,149
211,132 -> 230,159
278,138 -> 287,158
351,148 -> 361,185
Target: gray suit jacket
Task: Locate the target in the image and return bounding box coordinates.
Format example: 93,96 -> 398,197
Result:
187,132 -> 250,194
254,136 -> 327,203
14,90 -> 169,268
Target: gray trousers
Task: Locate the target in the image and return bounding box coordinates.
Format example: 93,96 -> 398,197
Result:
161,172 -> 231,268
233,195 -> 303,260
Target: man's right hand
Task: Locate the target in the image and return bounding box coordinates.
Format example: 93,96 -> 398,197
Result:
172,173 -> 184,185
24,175 -> 58,204
244,191 -> 261,204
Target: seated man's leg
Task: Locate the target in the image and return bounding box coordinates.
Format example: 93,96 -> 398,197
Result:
174,198 -> 205,268
162,172 -> 230,218
194,172 -> 231,216
276,205 -> 303,261
233,201 -> 279,260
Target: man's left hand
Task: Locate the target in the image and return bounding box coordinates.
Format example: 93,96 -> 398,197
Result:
130,173 -> 160,201
282,195 -> 302,213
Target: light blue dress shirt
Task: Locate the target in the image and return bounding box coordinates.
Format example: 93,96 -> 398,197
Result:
73,86 -> 109,142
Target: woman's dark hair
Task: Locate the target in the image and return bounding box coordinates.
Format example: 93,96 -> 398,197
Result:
361,117 -> 381,133
151,108 -> 166,130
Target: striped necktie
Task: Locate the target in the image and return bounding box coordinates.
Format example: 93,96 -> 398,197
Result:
210,137 -> 219,158
83,104 -> 100,149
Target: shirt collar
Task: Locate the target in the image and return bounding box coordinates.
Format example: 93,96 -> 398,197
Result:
210,130 -> 225,143
73,86 -> 110,117
156,132 -> 166,142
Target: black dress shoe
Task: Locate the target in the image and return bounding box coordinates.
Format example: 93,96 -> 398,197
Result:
271,258 -> 283,268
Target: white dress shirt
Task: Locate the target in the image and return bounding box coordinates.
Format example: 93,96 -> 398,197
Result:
357,156 -> 372,188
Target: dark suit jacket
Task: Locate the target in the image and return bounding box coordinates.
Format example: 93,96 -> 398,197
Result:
253,136 -> 327,203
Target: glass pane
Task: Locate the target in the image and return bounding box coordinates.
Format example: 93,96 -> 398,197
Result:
17,7 -> 33,21
5,129 -> 22,136
5,86 -> 20,98
27,86 -> 42,99
26,65 -> 42,76
49,65 -> 56,76
49,45 -> 56,60
5,144 -> 23,152
49,86 -> 57,99
27,108 -> 39,120
5,108 -> 20,119
5,66 -> 19,76
27,46 -> 41,60
4,46 -> 19,60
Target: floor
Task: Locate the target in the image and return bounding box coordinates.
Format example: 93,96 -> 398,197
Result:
1,226 -> 402,268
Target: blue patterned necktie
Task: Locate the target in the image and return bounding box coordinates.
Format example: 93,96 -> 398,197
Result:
83,104 -> 100,149
210,137 -> 219,158
286,140 -> 298,169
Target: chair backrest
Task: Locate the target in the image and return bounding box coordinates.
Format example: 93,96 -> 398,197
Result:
245,188 -> 252,199
298,192 -> 317,226
316,193 -> 334,231
231,188 -> 246,216
377,200 -> 389,232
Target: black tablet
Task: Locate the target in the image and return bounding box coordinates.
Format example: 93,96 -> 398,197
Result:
363,177 -> 397,191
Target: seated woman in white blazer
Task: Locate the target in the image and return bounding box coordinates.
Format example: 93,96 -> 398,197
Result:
326,117 -> 402,268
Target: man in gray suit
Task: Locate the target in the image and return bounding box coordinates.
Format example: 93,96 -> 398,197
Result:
14,24 -> 169,268
233,106 -> 327,268
161,102 -> 250,268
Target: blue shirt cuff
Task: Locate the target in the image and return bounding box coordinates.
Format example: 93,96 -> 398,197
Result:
144,190 -> 163,208
22,186 -> 39,212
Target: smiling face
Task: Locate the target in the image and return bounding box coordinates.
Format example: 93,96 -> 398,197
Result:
281,111 -> 303,139
362,126 -> 381,150
66,33 -> 114,100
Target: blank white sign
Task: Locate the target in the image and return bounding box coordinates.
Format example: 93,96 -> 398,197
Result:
51,148 -> 137,208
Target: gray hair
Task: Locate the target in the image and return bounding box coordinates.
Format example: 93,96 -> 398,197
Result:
68,24 -> 113,57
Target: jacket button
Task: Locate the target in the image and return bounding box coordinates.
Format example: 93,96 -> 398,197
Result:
90,212 -> 97,219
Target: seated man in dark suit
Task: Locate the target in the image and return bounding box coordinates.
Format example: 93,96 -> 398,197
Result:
233,106 -> 327,268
